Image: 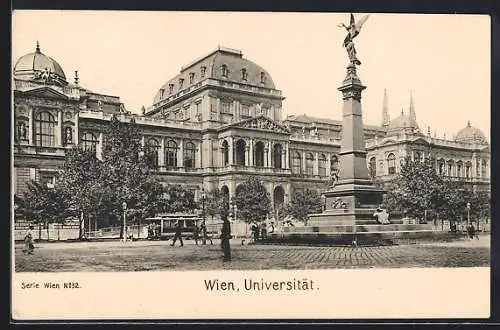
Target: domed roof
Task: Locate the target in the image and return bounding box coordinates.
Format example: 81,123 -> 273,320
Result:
455,121 -> 487,144
13,42 -> 67,85
153,47 -> 276,104
387,112 -> 419,131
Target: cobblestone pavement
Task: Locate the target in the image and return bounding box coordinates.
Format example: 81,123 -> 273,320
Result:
14,236 -> 490,272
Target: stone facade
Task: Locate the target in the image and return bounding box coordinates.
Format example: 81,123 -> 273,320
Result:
12,44 -> 491,222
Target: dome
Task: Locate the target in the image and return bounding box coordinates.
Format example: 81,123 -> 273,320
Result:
13,42 -> 67,85
153,47 -> 276,104
387,113 -> 419,131
455,121 -> 487,144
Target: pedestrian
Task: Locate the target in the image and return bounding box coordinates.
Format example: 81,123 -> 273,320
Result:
170,221 -> 184,247
261,222 -> 267,240
24,225 -> 35,254
220,217 -> 232,262
200,222 -> 213,245
251,222 -> 259,243
467,223 -> 479,240
193,223 -> 200,245
268,222 -> 275,234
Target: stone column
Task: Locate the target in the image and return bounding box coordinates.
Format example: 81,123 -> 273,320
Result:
264,147 -> 269,167
208,138 -> 213,168
159,138 -> 165,167
97,132 -> 103,160
74,112 -> 79,146
28,108 -> 34,145
56,111 -> 63,147
245,146 -> 249,166
411,150 -> 414,162
197,142 -> 202,168
249,138 -> 254,166
314,152 -> 319,176
281,143 -> 286,169
178,139 -> 184,168
141,136 -> 145,147
326,154 -> 332,176
228,137 -> 234,165
284,142 -> 289,169
301,151 -> 306,174
267,141 -> 273,167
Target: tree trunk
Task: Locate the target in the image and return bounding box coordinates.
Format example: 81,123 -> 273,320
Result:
79,211 -> 84,239
46,223 -> 50,241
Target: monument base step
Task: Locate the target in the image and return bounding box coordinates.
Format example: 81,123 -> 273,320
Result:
265,230 -> 456,246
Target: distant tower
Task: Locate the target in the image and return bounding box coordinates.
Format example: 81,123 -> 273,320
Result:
409,90 -> 417,123
381,88 -> 390,127
74,70 -> 79,85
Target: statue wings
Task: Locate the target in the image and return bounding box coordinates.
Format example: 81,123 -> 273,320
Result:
355,14 -> 370,33
341,14 -> 370,46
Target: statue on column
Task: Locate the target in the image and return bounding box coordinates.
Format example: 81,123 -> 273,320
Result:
338,13 -> 370,66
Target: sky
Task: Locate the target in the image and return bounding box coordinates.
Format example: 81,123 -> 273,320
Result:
12,11 -> 490,140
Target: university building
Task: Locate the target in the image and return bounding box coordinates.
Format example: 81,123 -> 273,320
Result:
12,43 -> 490,219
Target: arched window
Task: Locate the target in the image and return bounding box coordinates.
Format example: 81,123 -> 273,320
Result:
291,151 -> 301,174
318,154 -> 327,177
456,161 -> 463,178
482,159 -> 488,178
438,159 -> 445,176
254,141 -> 265,167
447,160 -> 454,177
414,151 -> 421,162
273,144 -> 283,169
81,132 -> 98,153
165,140 -> 178,168
465,161 -> 472,178
221,64 -> 229,78
235,139 -> 246,166
305,153 -> 314,176
369,157 -> 377,178
221,140 -> 229,166
184,141 -> 196,169
35,111 -> 56,147
331,155 -> 339,173
147,138 -> 160,167
387,153 -> 396,175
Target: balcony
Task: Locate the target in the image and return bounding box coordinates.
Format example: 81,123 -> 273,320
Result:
215,165 -> 292,175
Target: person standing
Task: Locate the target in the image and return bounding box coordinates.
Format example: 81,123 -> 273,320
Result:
221,217 -> 232,262
200,222 -> 213,245
24,225 -> 35,254
193,223 -> 200,245
251,222 -> 259,243
170,221 -> 184,247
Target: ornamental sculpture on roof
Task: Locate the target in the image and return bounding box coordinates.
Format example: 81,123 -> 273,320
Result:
338,13 -> 370,66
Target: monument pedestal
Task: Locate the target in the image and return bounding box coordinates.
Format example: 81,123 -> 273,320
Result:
266,63 -> 437,245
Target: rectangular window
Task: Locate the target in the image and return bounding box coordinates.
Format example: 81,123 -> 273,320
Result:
39,171 -> 55,188
241,105 -> 250,117
195,102 -> 201,115
221,101 -> 232,114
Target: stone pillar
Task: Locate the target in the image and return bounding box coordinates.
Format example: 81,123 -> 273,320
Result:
267,141 -> 272,167
301,151 -> 306,174
264,147 -> 269,167
159,138 -> 165,167
56,111 -> 63,147
228,137 -> 234,165
314,152 -> 319,176
249,138 -> 254,166
197,142 -> 202,168
178,139 -> 184,168
97,132 -> 103,160
141,136 -> 145,147
326,154 -> 332,176
281,142 -> 286,169
284,142 -> 289,169
411,150 -> 414,162
208,138 -> 213,168
28,108 -> 34,145
74,112 -> 79,146
245,146 -> 250,166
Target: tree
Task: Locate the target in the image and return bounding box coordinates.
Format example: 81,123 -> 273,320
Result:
205,188 -> 230,222
282,188 -> 323,224
233,177 -> 271,223
100,116 -> 162,237
384,158 -> 447,222
55,147 -> 106,238
160,185 -> 197,214
15,181 -> 70,240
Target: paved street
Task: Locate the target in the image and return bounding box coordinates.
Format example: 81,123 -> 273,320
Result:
14,236 -> 490,272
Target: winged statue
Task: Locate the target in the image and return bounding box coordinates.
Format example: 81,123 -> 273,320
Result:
338,13 -> 370,66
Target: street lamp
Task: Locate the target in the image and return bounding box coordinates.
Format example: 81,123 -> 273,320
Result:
466,202 -> 471,227
122,201 -> 127,241
201,189 -> 207,245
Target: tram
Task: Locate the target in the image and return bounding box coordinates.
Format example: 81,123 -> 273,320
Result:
143,213 -> 219,240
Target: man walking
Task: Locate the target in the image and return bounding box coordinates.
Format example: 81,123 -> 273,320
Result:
170,221 -> 184,247
200,222 -> 213,245
193,223 -> 200,245
221,217 -> 232,262
23,225 -> 35,254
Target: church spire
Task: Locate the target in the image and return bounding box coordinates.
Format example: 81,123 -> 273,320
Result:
409,90 -> 416,123
381,88 -> 390,127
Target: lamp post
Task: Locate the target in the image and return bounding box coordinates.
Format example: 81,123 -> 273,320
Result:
201,189 -> 207,245
122,201 -> 127,241
466,202 -> 471,227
